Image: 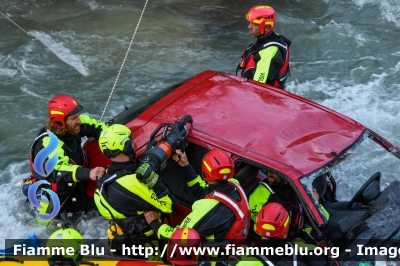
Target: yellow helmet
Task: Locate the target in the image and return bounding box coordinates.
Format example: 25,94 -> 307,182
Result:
46,228 -> 83,264
99,124 -> 135,159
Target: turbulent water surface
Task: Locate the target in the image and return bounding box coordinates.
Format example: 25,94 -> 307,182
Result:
1,0 -> 399,247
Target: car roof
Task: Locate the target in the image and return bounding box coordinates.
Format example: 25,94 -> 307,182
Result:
127,70 -> 367,180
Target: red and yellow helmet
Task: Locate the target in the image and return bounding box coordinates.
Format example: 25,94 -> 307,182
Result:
246,5 -> 276,35
48,95 -> 83,129
201,149 -> 234,182
168,228 -> 201,265
255,202 -> 290,239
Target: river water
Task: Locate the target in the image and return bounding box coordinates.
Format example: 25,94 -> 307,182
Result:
1,0 -> 399,248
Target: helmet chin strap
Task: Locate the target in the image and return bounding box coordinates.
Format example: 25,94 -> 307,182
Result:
258,31 -> 273,39
256,28 -> 269,38
121,137 -> 136,160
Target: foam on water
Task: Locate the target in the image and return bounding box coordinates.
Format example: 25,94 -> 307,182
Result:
352,0 -> 400,27
0,68 -> 17,77
81,0 -> 100,10
27,30 -> 89,76
0,161 -> 108,249
79,0 -> 124,11
0,55 -> 21,78
286,62 -> 400,200
287,72 -> 400,141
20,84 -> 47,99
0,162 -> 43,248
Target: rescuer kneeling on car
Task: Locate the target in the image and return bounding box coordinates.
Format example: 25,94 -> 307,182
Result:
144,148 -> 250,264
93,124 -> 177,262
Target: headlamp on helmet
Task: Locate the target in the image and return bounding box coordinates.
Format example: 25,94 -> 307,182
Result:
201,149 -> 234,182
99,124 -> 135,159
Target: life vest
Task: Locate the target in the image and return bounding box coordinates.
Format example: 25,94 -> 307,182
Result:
26,131 -> 90,218
236,34 -> 291,89
206,180 -> 250,246
29,131 -> 88,193
29,132 -> 58,192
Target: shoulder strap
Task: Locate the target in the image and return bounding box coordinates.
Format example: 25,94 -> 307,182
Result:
279,34 -> 292,47
258,180 -> 279,204
99,169 -> 135,193
262,41 -> 287,50
207,180 -> 250,219
259,180 -> 275,194
30,131 -> 48,158
236,42 -> 262,75
228,180 -> 250,210
30,131 -> 49,178
253,253 -> 276,266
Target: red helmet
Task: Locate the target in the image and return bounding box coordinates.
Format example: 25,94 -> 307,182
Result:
246,5 -> 276,35
201,149 -> 234,182
255,202 -> 290,239
168,228 -> 201,265
48,95 -> 83,129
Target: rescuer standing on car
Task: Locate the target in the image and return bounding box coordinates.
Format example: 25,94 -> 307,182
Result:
93,124 -> 177,261
236,5 -> 291,89
27,94 -> 108,221
144,148 -> 250,249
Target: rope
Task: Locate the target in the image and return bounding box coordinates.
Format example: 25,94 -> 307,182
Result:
2,3 -> 149,121
100,0 -> 149,121
0,11 -> 29,34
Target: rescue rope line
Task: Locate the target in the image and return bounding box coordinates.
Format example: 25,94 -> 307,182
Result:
0,11 -> 29,34
100,0 -> 149,121
1,5 -> 149,120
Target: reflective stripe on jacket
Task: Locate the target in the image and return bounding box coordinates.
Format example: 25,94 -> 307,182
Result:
94,162 -> 176,221
237,32 -> 291,89
30,114 -> 108,183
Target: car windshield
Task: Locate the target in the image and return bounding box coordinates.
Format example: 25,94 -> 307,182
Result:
300,130 -> 400,224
